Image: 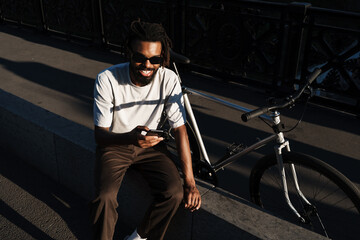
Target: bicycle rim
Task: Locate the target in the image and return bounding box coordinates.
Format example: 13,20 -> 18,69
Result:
250,152 -> 360,239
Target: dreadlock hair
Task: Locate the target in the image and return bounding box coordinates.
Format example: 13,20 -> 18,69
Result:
126,19 -> 172,67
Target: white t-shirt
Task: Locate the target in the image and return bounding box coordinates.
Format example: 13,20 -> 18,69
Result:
93,62 -> 186,133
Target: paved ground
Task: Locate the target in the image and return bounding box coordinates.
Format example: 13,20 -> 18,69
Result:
0,147 -> 92,240
1,23 -> 359,239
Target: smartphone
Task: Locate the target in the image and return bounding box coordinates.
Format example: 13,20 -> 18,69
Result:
146,129 -> 165,137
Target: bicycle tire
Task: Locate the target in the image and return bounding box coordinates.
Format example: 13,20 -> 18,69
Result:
249,152 -> 360,239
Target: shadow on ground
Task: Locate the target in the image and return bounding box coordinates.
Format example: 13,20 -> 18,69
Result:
0,147 -> 92,240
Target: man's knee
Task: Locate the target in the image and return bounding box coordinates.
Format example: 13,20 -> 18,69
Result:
161,179 -> 184,205
94,189 -> 119,207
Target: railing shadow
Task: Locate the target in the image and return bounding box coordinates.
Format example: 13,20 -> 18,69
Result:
0,148 -> 91,240
0,200 -> 54,240
0,56 -> 94,127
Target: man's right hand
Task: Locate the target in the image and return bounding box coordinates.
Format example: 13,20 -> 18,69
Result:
131,126 -> 164,148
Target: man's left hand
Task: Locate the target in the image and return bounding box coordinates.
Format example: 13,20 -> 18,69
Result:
183,184 -> 201,212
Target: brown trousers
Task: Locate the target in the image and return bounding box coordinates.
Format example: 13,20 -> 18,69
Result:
90,143 -> 183,240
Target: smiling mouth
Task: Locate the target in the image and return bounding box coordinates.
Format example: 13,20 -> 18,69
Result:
139,69 -> 154,77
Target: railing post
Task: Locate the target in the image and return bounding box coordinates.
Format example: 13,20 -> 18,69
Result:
91,0 -> 105,46
276,15 -> 290,88
38,0 -> 47,32
178,0 -> 187,55
283,2 -> 312,87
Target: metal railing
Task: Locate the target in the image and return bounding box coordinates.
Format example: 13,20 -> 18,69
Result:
1,0 -> 359,113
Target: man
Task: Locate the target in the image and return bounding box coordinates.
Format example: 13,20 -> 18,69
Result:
90,20 -> 201,240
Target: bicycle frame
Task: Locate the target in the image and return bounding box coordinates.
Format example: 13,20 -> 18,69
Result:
182,86 -> 312,223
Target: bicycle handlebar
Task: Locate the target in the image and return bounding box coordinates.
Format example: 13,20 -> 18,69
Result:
241,68 -> 322,122
170,49 -> 190,64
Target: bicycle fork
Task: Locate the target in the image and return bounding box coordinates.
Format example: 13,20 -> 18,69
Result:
275,136 -> 313,224
275,143 -> 329,237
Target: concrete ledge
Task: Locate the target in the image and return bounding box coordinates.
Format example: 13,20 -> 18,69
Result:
0,89 -> 95,199
0,89 -> 327,239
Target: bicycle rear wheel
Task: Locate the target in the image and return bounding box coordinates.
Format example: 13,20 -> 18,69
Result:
249,152 -> 360,239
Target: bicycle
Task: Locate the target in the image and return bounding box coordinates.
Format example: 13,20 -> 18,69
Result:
159,51 -> 360,239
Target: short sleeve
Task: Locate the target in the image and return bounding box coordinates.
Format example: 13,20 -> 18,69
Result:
93,73 -> 114,128
165,75 -> 186,129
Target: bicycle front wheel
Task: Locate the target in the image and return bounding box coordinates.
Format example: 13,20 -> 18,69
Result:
249,152 -> 360,239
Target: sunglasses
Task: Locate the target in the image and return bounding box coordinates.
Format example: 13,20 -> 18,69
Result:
131,52 -> 163,65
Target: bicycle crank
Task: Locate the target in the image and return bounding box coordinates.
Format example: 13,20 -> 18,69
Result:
193,161 -> 218,187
